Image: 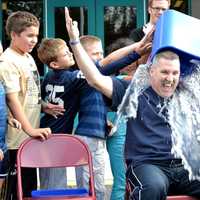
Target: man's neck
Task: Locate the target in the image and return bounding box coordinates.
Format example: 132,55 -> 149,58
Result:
143,22 -> 154,35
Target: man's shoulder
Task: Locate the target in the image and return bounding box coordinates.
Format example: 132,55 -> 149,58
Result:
112,77 -> 129,96
129,26 -> 144,42
113,76 -> 129,86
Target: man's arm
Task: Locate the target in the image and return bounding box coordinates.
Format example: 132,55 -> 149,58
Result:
65,7 -> 113,98
99,51 -> 141,75
6,93 -> 51,140
99,27 -> 153,67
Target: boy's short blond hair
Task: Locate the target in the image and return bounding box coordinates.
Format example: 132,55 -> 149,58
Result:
80,35 -> 101,48
6,11 -> 39,38
37,38 -> 66,66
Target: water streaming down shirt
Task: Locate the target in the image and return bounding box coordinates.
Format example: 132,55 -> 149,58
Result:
112,62 -> 200,180
112,9 -> 200,180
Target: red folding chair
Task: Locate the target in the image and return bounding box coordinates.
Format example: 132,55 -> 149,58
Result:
167,196 -> 198,200
16,134 -> 96,200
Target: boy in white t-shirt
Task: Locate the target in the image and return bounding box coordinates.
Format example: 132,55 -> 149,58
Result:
0,11 -> 52,199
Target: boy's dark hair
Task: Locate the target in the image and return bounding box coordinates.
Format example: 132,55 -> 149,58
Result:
6,11 -> 40,38
37,38 -> 66,66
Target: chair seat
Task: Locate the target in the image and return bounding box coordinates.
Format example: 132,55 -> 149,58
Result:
31,188 -> 88,198
167,195 -> 198,200
24,197 -> 94,200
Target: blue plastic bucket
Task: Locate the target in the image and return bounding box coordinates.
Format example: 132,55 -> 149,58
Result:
151,10 -> 200,77
31,188 -> 89,198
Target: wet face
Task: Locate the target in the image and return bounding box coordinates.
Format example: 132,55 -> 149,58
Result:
53,45 -> 75,69
149,57 -> 180,98
11,26 -> 39,54
148,0 -> 170,24
84,41 -> 104,62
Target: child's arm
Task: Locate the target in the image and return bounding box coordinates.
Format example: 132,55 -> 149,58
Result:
98,52 -> 141,75
0,149 -> 3,161
65,7 -> 113,98
6,93 -> 51,140
99,28 -> 153,67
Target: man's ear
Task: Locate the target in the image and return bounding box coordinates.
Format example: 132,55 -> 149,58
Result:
10,31 -> 17,40
49,61 -> 59,69
148,63 -> 154,77
148,6 -> 151,15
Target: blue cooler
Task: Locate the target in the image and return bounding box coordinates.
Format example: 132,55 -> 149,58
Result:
31,188 -> 88,198
151,10 -> 200,77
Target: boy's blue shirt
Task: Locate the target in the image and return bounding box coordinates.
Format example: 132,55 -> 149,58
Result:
40,69 -> 85,133
0,82 -> 7,153
41,51 -> 140,138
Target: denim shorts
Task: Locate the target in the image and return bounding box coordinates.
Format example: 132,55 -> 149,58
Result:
0,151 -> 9,178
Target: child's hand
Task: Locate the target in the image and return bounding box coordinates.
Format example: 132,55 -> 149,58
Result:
8,118 -> 22,129
107,120 -> 114,137
42,102 -> 65,119
0,149 -> 4,161
65,7 -> 80,41
135,26 -> 154,55
28,128 -> 52,141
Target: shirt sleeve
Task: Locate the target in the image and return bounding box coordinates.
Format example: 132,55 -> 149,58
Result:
111,77 -> 129,110
0,61 -> 21,94
99,52 -> 141,75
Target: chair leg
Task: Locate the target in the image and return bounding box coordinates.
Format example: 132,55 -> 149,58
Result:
4,167 -> 17,200
125,181 -> 132,200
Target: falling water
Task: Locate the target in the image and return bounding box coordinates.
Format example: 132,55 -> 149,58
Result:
168,63 -> 200,180
110,63 -> 150,135
112,62 -> 200,180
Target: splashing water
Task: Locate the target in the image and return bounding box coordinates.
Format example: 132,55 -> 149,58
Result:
112,62 -> 200,180
168,64 -> 200,180
110,63 -> 150,135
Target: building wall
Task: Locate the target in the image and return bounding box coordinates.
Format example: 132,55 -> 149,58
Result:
191,0 -> 200,19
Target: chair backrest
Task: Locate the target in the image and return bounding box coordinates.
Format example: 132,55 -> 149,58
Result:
17,134 -> 95,200
17,134 -> 90,168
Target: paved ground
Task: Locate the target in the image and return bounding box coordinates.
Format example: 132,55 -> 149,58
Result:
67,150 -> 113,200
105,185 -> 112,200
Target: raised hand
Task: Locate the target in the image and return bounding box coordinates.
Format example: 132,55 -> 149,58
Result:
135,26 -> 155,55
142,25 -> 155,44
65,7 -> 79,41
